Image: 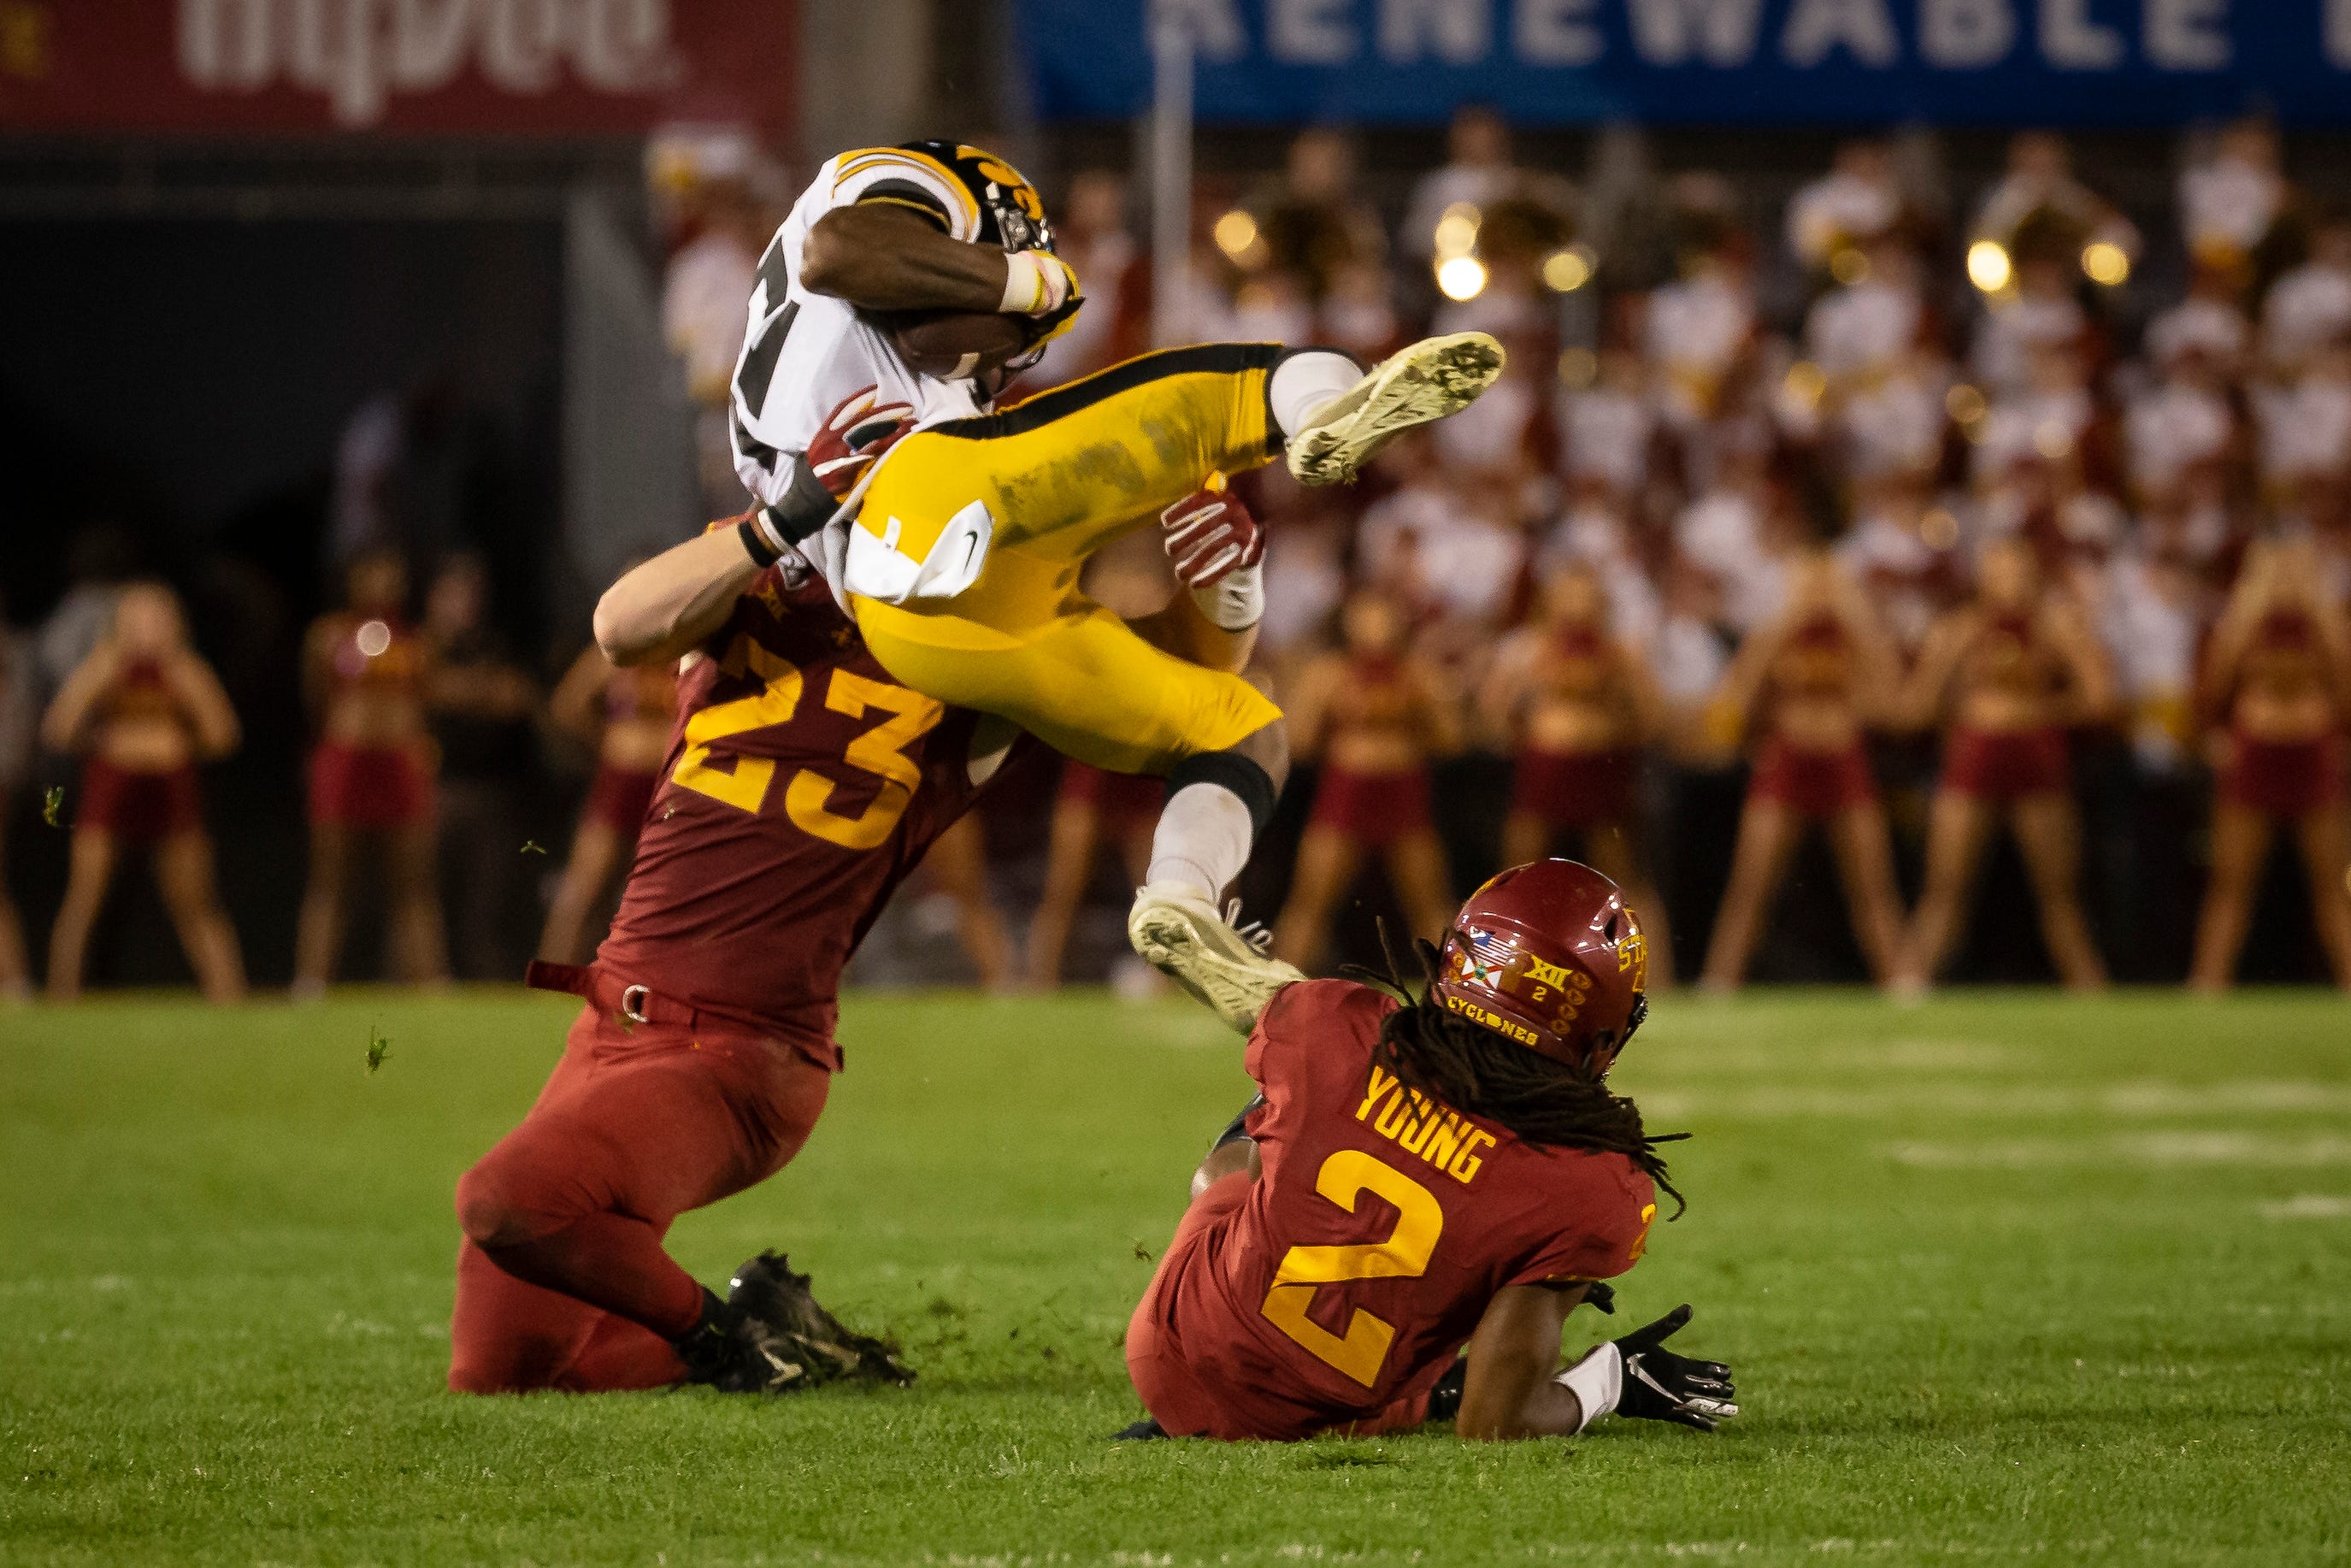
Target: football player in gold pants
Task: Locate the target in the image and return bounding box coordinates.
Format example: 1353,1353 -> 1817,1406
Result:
686,139 -> 1505,1018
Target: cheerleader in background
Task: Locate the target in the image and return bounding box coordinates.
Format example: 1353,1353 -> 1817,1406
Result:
536,646 -> 678,964
1271,591 -> 1463,974
1900,538 -> 2114,990
1482,560 -> 1676,983
1026,761 -> 1165,989
42,583 -> 245,1002
293,551 -> 447,994
911,813 -> 1016,992
1699,555 -> 1914,992
2189,541 -> 2351,990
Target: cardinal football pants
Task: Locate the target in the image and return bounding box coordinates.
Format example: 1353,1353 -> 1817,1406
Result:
850,344 -> 1288,777
448,1005 -> 830,1393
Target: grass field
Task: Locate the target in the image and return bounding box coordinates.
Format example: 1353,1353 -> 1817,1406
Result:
3,986 -> 2348,1565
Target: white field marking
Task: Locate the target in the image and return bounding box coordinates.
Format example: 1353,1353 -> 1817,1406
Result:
1639,1079 -> 2351,1123
2260,1194 -> 2351,1218
1888,1133 -> 2351,1169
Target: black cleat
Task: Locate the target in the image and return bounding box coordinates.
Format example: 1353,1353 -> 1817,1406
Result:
1111,1417 -> 1169,1440
1424,1358 -> 1467,1424
728,1251 -> 914,1386
671,1288 -> 812,1394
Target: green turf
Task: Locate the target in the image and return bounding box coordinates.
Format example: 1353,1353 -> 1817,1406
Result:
3,986 -> 2349,1565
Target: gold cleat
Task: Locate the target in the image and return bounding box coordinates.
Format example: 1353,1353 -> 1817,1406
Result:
1284,332 -> 1506,486
1128,882 -> 1304,1035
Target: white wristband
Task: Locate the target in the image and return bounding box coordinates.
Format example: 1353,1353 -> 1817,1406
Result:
1554,1343 -> 1623,1434
1191,562 -> 1264,632
999,251 -> 1047,315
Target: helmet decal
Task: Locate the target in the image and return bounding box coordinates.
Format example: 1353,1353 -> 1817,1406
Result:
1430,859 -> 1647,1073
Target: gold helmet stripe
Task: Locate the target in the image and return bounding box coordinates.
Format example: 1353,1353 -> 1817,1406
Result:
833,148 -> 981,237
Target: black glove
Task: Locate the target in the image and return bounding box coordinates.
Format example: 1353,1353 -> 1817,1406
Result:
1610,1304 -> 1737,1431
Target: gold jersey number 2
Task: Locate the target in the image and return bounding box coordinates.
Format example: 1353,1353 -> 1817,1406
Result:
1260,1149 -> 1445,1388
671,638 -> 944,851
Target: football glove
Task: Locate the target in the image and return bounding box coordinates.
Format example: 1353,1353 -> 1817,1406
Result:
1162,483 -> 1266,632
1611,1305 -> 1737,1431
806,386 -> 917,501
1160,486 -> 1265,590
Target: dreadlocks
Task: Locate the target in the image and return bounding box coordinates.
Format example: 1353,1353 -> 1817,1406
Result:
1344,935 -> 1688,1217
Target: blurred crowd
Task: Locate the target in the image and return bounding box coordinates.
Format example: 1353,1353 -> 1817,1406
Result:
1010,110 -> 2351,994
3,113 -> 2348,1001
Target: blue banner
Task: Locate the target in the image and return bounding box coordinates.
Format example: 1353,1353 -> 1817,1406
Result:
1014,0 -> 2351,126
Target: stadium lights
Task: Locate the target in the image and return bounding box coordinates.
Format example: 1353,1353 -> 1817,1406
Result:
2033,419 -> 2074,460
2082,240 -> 2131,286
1920,508 -> 1961,550
1212,209 -> 1260,263
1829,247 -> 1870,286
1946,383 -> 1988,425
1541,245 -> 1595,293
1782,360 -> 1827,410
1967,239 -> 2014,293
1436,254 -> 1488,301
1433,202 -> 1481,259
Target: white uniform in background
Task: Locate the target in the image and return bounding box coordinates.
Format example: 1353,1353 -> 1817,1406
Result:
1645,271 -> 1753,428
2262,260 -> 2351,372
2124,380 -> 2232,496
1806,279 -> 1921,384
2254,374 -> 2351,490
728,148 -> 988,581
1673,490 -> 1785,636
2100,552 -> 2203,771
1558,383 -> 1653,498
2143,297 -> 2248,375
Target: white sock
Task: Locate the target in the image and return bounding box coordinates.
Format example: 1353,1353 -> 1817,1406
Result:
1145,783 -> 1256,905
1267,351 -> 1363,440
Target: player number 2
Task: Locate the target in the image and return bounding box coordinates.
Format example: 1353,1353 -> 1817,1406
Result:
1259,1150 -> 1444,1388
670,642 -> 944,848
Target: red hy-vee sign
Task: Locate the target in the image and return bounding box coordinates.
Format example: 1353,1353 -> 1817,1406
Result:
0,0 -> 795,136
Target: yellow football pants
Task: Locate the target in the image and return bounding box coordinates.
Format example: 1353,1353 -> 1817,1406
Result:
850,345 -> 1289,775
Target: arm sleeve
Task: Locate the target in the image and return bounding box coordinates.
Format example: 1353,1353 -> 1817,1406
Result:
828,148 -> 981,242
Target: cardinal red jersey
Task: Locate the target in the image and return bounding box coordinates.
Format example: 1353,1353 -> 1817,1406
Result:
1151,979 -> 1655,1438
593,566 -> 1024,1066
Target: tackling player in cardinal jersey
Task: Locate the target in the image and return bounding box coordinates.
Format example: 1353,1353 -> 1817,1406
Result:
1121,860 -> 1738,1442
448,528 -> 1036,1397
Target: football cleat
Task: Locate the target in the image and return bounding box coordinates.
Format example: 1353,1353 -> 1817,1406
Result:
728,1251 -> 914,1386
1284,333 -> 1505,487
671,1291 -> 812,1395
1424,1357 -> 1468,1424
1111,1417 -> 1170,1440
1128,882 -> 1304,1035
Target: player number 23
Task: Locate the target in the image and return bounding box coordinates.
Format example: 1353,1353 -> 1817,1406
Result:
1259,1150 -> 1444,1388
670,640 -> 944,850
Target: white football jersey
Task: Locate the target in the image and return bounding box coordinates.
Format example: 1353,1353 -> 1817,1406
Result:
727,147 -> 989,565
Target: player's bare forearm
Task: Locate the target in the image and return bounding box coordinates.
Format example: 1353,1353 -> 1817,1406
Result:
40,656 -> 110,753
594,528 -> 765,667
800,206 -> 1008,315
1129,598 -> 1257,675
1456,1283 -> 1589,1440
549,646 -> 610,741
172,658 -> 241,757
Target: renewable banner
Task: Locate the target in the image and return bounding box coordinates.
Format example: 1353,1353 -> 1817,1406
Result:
0,0 -> 794,136
1016,0 -> 2351,125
